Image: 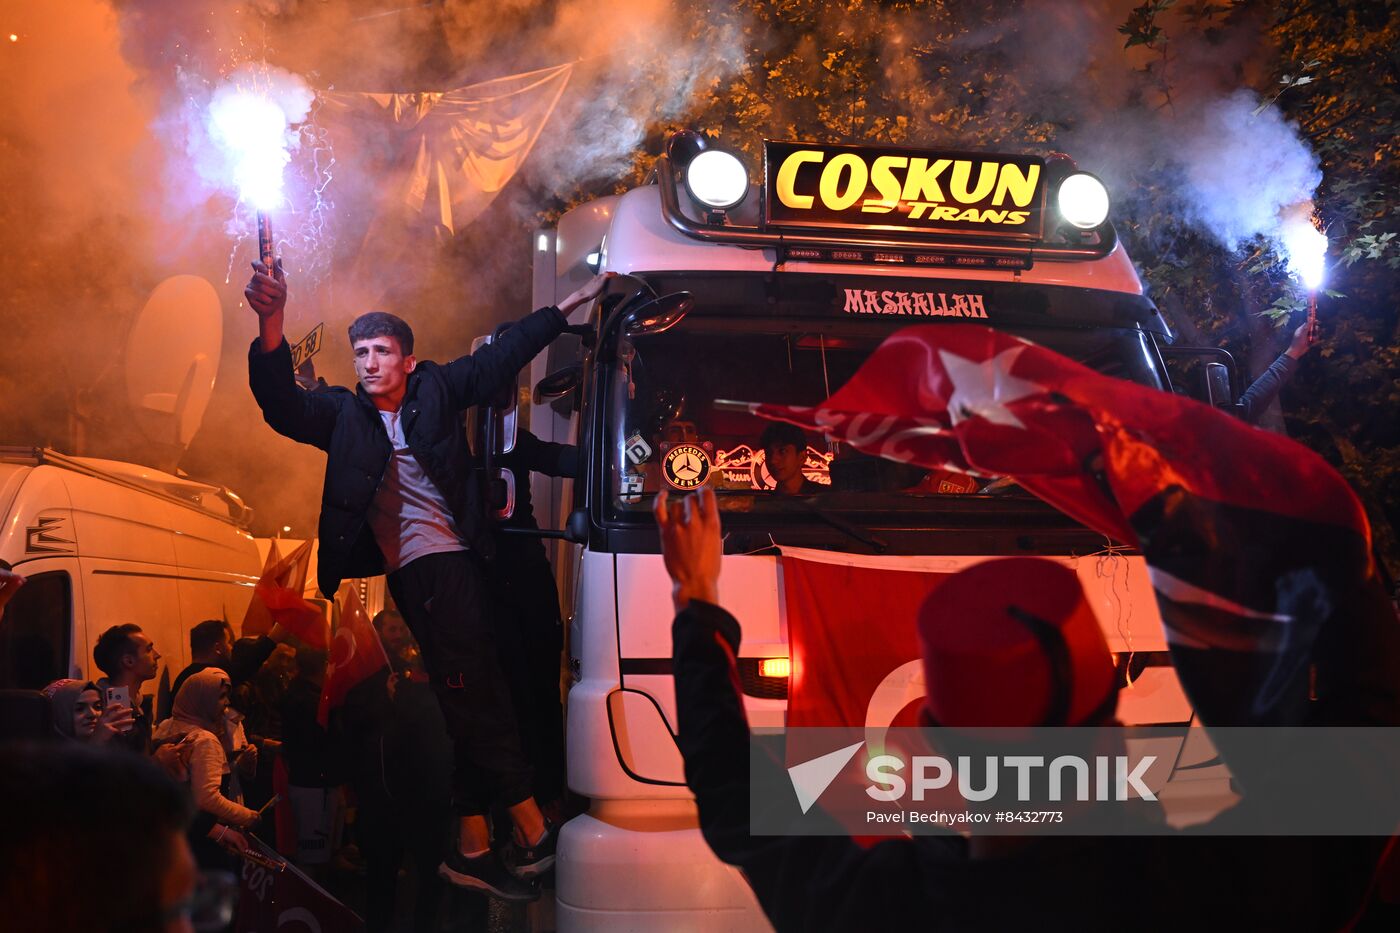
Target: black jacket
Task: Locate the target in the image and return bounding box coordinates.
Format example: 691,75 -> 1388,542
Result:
248,306 -> 566,597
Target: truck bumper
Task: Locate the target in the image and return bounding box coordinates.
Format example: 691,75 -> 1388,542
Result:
556,804 -> 771,932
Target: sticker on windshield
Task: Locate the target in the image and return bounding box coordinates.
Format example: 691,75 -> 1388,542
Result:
619,472 -> 646,504
840,288 -> 988,319
662,443 -> 712,490
718,444 -> 833,491
624,433 -> 653,466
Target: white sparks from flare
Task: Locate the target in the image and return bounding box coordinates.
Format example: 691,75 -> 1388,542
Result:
207,63 -> 313,211
1277,202 -> 1328,291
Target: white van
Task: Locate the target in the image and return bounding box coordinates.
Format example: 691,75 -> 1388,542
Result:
484,135 -> 1237,930
0,447 -> 261,707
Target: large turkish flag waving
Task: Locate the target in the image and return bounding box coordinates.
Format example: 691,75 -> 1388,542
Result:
750,323 -> 1398,729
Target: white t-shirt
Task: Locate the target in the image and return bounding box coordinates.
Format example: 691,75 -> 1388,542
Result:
367,409 -> 466,572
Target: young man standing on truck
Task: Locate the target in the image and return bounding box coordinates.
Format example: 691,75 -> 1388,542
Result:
245,259 -> 612,900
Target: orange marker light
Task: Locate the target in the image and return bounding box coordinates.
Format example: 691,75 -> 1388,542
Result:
759,657 -> 791,679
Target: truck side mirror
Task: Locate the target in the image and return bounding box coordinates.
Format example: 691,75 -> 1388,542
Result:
1159,346 -> 1240,409
1202,362 -> 1234,409
564,508 -> 589,544
623,291 -> 693,336
535,364 -> 582,404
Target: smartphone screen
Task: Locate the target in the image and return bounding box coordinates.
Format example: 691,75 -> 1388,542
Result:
105,686 -> 134,733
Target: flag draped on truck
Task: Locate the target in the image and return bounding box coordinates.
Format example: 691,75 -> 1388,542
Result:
747,323 -> 1400,729
781,549 -> 946,730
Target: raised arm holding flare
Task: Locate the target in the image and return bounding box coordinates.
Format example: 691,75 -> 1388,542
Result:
245,262 -> 613,901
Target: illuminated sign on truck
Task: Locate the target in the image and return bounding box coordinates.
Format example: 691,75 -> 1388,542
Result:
764,141 -> 1046,239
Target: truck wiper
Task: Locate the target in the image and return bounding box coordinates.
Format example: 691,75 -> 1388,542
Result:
791,499 -> 889,554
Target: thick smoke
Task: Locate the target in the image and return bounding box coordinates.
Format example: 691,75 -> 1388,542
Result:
204,63 -> 316,214
1161,91 -> 1321,262
0,0 -> 750,535
0,0 -> 1326,536
969,2 -> 1325,285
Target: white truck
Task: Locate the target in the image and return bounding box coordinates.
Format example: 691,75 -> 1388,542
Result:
0,447 -> 261,708
486,134 -> 1236,930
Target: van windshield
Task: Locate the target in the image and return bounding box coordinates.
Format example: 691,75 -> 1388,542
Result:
603,272 -> 1164,524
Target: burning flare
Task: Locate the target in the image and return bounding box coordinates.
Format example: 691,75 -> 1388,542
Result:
207,63 -> 314,211
1278,203 -> 1328,291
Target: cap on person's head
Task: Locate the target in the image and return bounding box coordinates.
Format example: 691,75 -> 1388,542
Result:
917,558 -> 1117,728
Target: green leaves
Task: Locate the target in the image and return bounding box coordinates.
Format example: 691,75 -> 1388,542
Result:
1119,1 -> 1177,49
1342,232 -> 1398,267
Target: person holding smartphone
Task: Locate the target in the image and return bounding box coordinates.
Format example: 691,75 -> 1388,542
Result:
93,623 -> 161,755
41,679 -> 134,744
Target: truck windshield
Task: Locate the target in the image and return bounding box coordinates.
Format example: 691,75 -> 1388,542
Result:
603,272 -> 1164,524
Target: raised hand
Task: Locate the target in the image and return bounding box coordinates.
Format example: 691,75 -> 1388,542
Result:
245,258 -> 287,319
559,272 -> 618,315
654,486 -> 722,612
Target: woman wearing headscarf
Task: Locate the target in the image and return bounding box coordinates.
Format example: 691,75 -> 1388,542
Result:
42,678 -> 132,743
153,667 -> 260,868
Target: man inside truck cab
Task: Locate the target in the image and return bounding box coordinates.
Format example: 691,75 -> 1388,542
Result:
244,257 -> 613,901
760,422 -> 824,496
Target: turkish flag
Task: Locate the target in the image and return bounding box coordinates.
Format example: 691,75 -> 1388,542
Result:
242,539 -> 329,649
317,584 -> 389,727
751,323 -> 1399,729
782,549 -> 951,729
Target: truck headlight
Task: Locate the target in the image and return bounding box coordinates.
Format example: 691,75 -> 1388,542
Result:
1057,173 -> 1110,229
684,149 -> 749,212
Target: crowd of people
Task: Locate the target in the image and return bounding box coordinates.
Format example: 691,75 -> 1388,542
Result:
0,260 -> 608,930
0,254 -> 1375,933
0,597 -> 555,931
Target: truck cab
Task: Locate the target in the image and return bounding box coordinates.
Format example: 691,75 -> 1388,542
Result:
505,134 -> 1223,931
